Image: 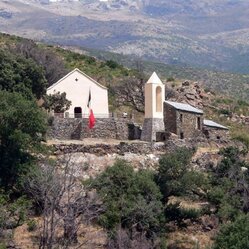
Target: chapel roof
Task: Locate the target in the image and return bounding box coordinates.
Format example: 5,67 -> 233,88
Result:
47,68 -> 108,90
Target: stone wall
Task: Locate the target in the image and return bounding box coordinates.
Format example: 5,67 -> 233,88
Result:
52,141 -> 166,156
47,117 -> 83,140
164,104 -> 177,134
141,118 -> 165,142
176,110 -> 203,139
164,103 -> 203,139
48,117 -> 141,140
203,127 -> 229,141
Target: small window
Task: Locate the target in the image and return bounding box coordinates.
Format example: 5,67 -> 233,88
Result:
197,117 -> 201,130
180,114 -> 183,123
180,132 -> 184,139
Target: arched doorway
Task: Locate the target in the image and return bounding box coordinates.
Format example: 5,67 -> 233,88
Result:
74,107 -> 82,118
156,86 -> 162,112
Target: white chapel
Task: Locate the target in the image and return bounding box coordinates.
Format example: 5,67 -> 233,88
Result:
47,68 -> 109,118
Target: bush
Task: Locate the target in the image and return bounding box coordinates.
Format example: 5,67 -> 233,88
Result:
0,193 -> 31,231
106,60 -> 121,69
165,203 -> 201,227
233,132 -> 249,149
43,91 -> 71,113
0,243 -> 6,249
208,147 -> 249,221
0,91 -> 47,189
88,160 -> 164,237
27,219 -> 37,232
213,214 -> 249,249
156,148 -> 207,200
167,77 -> 175,82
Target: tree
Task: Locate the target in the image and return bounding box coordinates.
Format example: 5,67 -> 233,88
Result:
88,160 -> 164,238
111,76 -> 145,113
43,92 -> 72,113
0,49 -> 47,99
213,214 -> 249,249
25,155 -> 103,249
157,147 -> 197,200
208,147 -> 249,221
0,91 -> 47,189
12,39 -> 68,86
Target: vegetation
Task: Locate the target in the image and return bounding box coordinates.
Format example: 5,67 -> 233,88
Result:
208,147 -> 249,222
0,91 -> 47,189
82,46 -> 249,101
0,49 -> 47,99
88,160 -> 164,239
43,92 -> 72,113
213,214 -> 249,249
0,32 -> 249,248
157,147 -> 208,201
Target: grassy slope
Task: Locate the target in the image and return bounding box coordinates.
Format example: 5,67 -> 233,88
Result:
77,46 -> 249,101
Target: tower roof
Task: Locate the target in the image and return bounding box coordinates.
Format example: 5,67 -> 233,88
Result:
146,72 -> 163,84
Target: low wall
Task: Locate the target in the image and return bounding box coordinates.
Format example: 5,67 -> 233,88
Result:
47,117 -> 141,140
52,141 -> 166,156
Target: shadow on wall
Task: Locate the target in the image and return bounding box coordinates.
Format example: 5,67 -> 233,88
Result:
71,121 -> 82,140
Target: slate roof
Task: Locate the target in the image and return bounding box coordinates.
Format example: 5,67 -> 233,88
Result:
203,119 -> 228,130
165,101 -> 203,114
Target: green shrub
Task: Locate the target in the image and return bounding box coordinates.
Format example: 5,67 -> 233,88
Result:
167,77 -> 175,82
88,160 -> 164,236
233,132 -> 249,148
213,214 -> 249,249
218,109 -> 232,116
208,147 -> 249,222
0,91 -> 47,189
27,219 -> 37,232
0,243 -> 6,249
156,148 -> 207,200
106,60 -> 121,69
165,203 -> 201,227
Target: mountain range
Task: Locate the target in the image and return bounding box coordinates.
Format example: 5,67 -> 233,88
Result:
1,0 -> 249,74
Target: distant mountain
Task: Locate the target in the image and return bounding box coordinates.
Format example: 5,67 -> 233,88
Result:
1,0 -> 249,75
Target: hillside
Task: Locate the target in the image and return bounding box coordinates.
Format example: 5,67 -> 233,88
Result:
2,0 -> 249,74
1,31 -> 249,114
1,31 -> 249,249
66,45 -> 249,101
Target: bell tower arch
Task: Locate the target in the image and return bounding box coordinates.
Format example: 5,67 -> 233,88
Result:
141,72 -> 165,141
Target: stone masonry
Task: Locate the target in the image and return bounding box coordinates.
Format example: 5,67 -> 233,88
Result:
164,103 -> 203,139
47,117 -> 141,140
141,118 -> 165,142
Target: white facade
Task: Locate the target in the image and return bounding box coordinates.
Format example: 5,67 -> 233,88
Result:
144,72 -> 165,119
47,68 -> 109,117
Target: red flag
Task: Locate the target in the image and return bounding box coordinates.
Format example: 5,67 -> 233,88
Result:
88,109 -> 95,129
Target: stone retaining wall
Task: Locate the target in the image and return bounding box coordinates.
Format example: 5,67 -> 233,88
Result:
52,141 -> 166,156
47,117 -> 141,140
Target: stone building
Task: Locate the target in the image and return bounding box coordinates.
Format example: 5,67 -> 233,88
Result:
47,68 -> 109,118
164,100 -> 204,139
141,72 -> 165,142
203,119 -> 229,140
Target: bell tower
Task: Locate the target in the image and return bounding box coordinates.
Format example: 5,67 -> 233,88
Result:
141,72 -> 165,141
